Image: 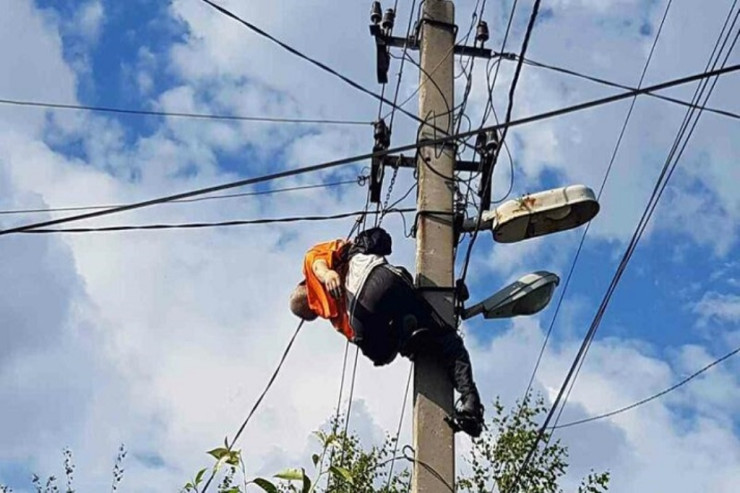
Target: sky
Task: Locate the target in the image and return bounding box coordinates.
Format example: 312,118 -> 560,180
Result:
0,0 -> 739,491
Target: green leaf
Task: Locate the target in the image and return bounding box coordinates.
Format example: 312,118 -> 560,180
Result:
195,468 -> 207,485
273,468 -> 305,481
311,454 -> 320,467
225,451 -> 241,466
329,466 -> 354,485
301,475 -> 311,493
252,478 -> 278,493
207,447 -> 230,460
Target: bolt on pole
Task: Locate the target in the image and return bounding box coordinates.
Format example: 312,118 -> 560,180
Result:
413,1 -> 457,492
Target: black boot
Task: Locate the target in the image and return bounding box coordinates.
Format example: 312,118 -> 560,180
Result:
455,392 -> 485,438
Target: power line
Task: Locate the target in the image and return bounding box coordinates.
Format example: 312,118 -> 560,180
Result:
507,6 -> 740,490
551,0 -> 740,435
18,208 -> 416,234
200,320 -> 304,493
198,0 -> 461,142
0,97 -> 371,126
0,179 -> 361,216
517,57 -> 740,121
521,0 -> 675,408
385,363 -> 414,491
480,0 -> 520,125
459,0 -> 541,290
2,63 -> 738,236
338,347 -> 361,467
385,0 -> 418,131
552,344 -> 740,430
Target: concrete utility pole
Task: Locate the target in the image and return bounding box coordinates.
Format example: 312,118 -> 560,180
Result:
414,0 -> 456,491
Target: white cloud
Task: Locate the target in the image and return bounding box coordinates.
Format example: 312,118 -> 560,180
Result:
693,292 -> 740,325
75,1 -> 105,43
1,1 -> 740,492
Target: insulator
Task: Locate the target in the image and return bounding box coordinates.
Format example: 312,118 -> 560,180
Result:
475,131 -> 488,153
476,21 -> 490,43
374,119 -> 390,148
382,8 -> 396,32
485,128 -> 500,153
370,1 -> 382,25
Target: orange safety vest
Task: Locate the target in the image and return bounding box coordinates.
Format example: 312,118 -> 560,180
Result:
302,239 -> 354,340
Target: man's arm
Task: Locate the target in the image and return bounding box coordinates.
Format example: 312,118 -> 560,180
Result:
312,259 -> 342,299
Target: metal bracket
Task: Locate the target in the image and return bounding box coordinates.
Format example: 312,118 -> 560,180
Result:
370,24 -> 493,84
370,119 -> 392,203
380,154 -> 481,173
474,129 -> 501,212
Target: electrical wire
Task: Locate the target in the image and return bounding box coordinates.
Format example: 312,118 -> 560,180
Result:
387,0 -> 419,132
2,63 -> 737,236
551,2 -> 740,435
19,208 -> 416,234
517,57 -> 740,121
324,340 -> 350,492
326,163 -> 377,485
385,364 -> 414,491
0,97 -> 373,125
521,0 -> 674,408
480,0 -> 520,125
375,0 -> 419,226
197,0 -> 460,143
553,343 -> 740,430
200,320 -> 304,493
459,0 -> 541,291
337,346 -> 361,468
506,7 -> 740,491
0,179 -> 361,216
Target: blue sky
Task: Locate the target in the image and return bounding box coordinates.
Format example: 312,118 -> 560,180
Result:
1,0 -> 739,492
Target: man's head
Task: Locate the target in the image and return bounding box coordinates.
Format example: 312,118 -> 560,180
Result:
290,282 -> 318,321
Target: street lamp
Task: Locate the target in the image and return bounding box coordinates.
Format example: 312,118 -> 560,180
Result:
462,271 -> 560,320
462,184 -> 600,243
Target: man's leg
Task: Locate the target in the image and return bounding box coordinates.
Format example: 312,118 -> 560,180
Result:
380,268 -> 484,436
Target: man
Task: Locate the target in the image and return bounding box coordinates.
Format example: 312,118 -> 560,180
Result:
289,227 -> 484,437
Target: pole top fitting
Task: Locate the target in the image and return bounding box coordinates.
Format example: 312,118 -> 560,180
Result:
370,1 -> 382,25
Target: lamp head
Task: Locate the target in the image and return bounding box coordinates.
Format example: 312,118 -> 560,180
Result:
462,271 -> 560,320
482,185 -> 600,243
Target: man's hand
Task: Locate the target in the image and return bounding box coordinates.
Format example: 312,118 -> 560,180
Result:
323,270 -> 343,299
313,260 -> 343,299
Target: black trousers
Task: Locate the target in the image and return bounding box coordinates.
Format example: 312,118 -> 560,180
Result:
350,265 -> 478,400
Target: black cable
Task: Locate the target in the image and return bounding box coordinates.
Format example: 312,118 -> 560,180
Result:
200,320 -> 304,493
487,106 -> 515,204
383,19 -> 488,124
198,0 -> 458,142
0,179 -> 360,216
19,208 -> 417,234
338,346 -> 361,467
480,0 -> 520,124
385,364 -> 414,491
553,344 -> 740,430
387,0 -> 419,132
452,0 -> 485,135
459,0 -> 541,290
521,0 -> 674,407
518,57 -> 740,121
376,0 -> 419,227
552,9 -> 740,434
397,52 -> 455,129
2,63 -> 737,236
507,8 -> 740,491
326,167 -> 377,485
0,97 -> 372,126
